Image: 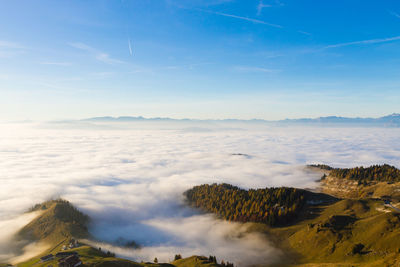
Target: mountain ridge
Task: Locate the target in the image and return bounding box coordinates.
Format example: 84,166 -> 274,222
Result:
80,113 -> 400,127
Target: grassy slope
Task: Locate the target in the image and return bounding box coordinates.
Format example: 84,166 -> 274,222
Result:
19,245 -> 150,267
309,164 -> 400,200
10,200 -> 134,266
172,256 -> 221,267
17,199 -> 89,244
18,245 -> 220,267
260,198 -> 400,266
321,176 -> 400,200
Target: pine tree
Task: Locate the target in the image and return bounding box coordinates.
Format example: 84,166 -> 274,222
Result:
174,254 -> 182,261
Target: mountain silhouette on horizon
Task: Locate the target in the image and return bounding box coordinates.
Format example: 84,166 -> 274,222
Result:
82,113 -> 400,127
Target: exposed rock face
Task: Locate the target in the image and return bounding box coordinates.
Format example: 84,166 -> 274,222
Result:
320,175 -> 361,198
320,174 -> 400,200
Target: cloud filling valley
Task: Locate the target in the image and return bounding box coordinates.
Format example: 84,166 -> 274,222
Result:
0,122 -> 399,265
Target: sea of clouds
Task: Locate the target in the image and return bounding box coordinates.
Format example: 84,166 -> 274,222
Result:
0,121 -> 399,265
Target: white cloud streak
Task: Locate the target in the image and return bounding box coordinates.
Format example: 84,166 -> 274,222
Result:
0,41 -> 24,49
0,41 -> 25,58
324,36 -> 400,49
233,66 -> 279,73
40,62 -> 72,66
128,39 -> 133,56
257,1 -> 272,16
256,0 -> 283,16
297,30 -> 311,36
197,9 -> 282,28
69,42 -> 124,64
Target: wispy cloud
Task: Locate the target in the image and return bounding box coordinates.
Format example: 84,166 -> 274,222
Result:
0,41 -> 24,49
164,62 -> 213,71
323,36 -> 400,49
166,0 -> 234,8
0,41 -> 25,58
297,30 -> 312,36
233,66 -> 279,73
196,8 -> 283,28
89,72 -> 115,78
129,65 -> 154,74
389,10 -> 400,19
171,2 -> 282,28
257,0 -> 283,16
40,62 -> 72,66
69,42 -> 124,64
256,1 -> 272,16
128,39 -> 133,56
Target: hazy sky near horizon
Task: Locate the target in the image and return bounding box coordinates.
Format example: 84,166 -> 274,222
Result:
1,0 -> 400,120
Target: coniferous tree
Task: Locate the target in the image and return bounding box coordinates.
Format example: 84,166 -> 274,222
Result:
174,254 -> 182,261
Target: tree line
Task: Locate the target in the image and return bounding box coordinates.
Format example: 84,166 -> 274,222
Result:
329,164 -> 400,183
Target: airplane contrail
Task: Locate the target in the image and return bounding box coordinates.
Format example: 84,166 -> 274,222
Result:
128,39 -> 133,56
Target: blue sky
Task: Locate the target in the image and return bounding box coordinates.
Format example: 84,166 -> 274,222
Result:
0,0 -> 400,120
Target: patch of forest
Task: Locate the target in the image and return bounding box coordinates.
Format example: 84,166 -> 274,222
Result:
316,164 -> 400,183
308,164 -> 333,170
185,183 -> 335,226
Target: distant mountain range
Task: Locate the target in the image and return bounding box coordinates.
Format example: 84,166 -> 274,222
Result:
83,113 -> 400,127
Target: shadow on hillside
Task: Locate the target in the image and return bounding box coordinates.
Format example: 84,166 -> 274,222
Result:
276,197 -> 340,228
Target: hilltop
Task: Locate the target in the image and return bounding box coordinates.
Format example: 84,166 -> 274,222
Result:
17,199 -> 90,244
2,200 -> 233,267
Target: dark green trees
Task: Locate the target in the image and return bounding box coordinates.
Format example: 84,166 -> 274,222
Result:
185,183 -> 308,226
174,254 -> 182,261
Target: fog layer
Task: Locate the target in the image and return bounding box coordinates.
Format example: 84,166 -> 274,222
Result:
0,122 -> 399,265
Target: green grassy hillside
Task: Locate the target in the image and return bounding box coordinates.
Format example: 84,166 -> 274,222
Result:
17,244 -> 227,267
17,199 -> 89,244
172,256 -> 224,267
17,244 -> 183,267
250,198 -> 400,266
